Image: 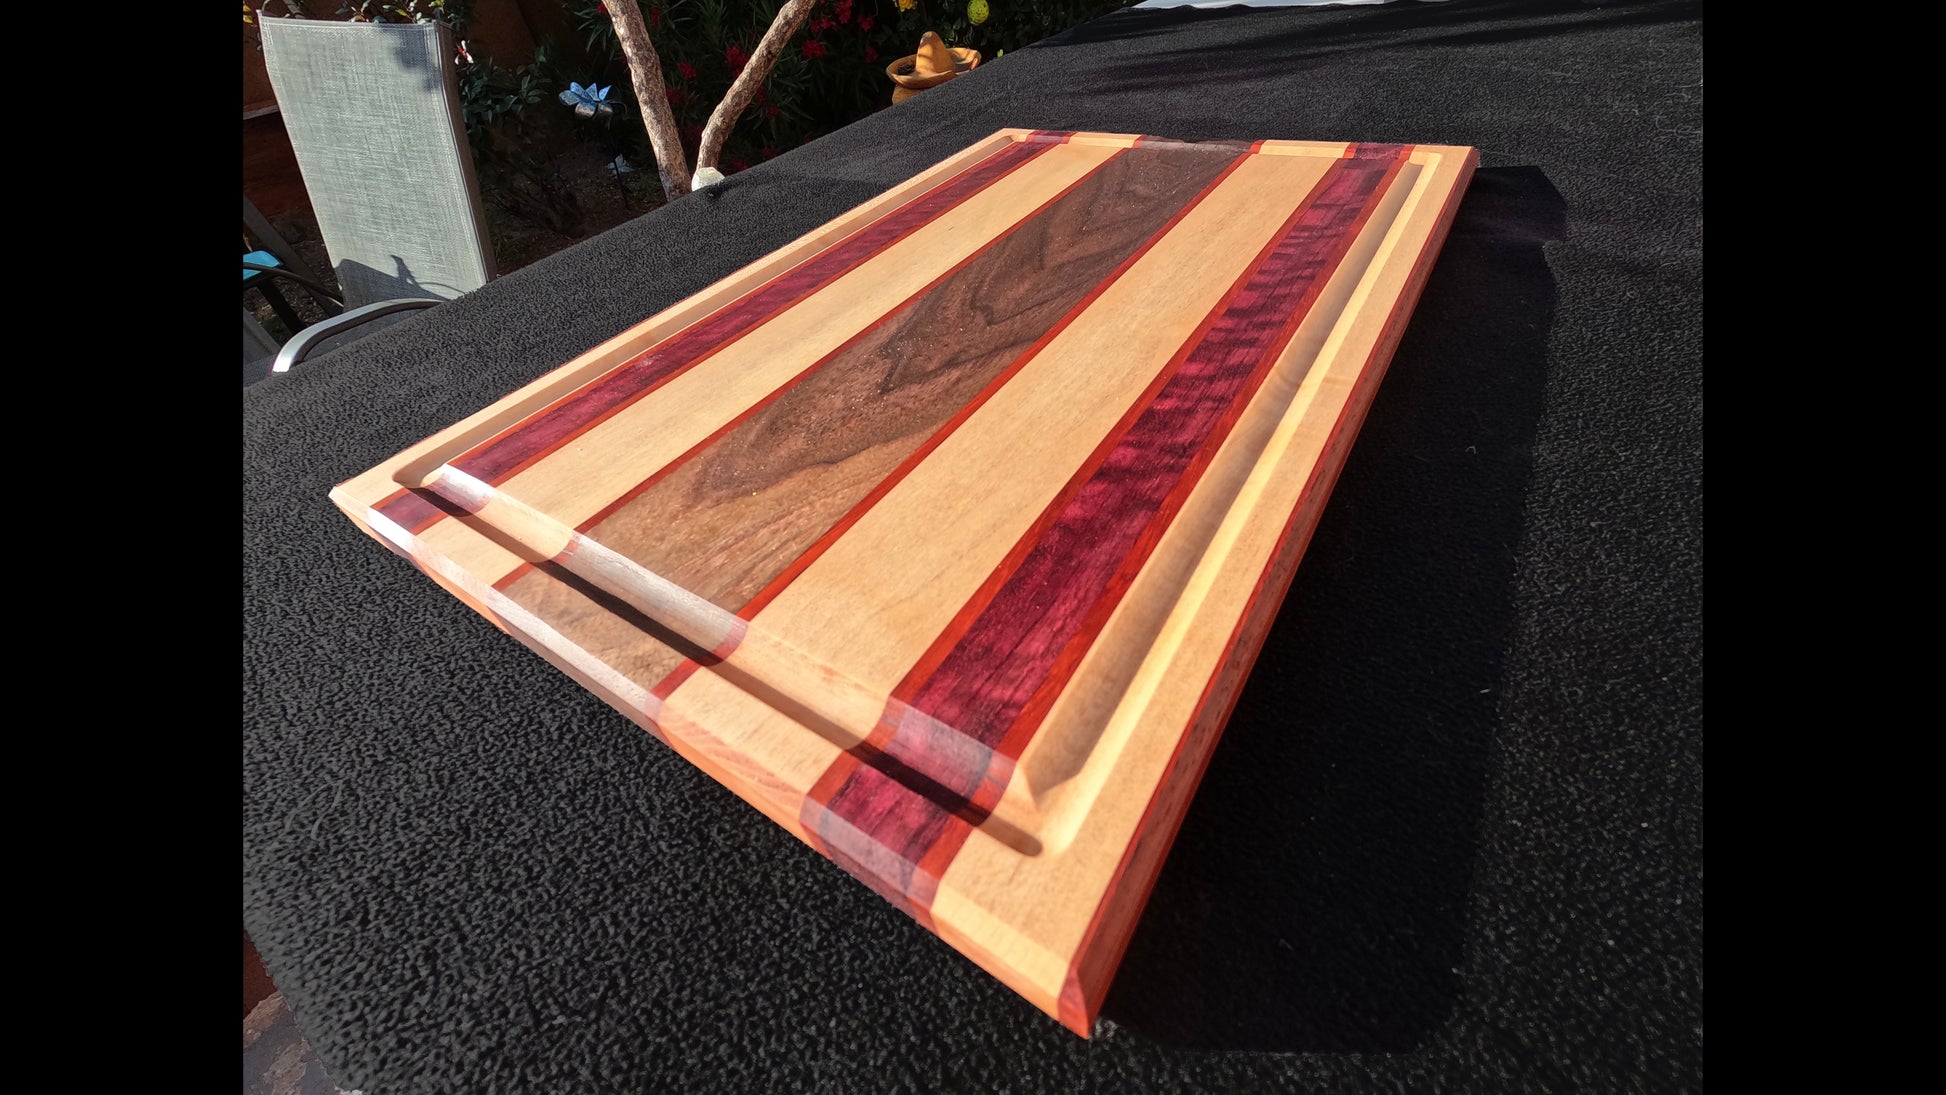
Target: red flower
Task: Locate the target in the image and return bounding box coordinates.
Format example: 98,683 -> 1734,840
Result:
680,123 -> 703,145
647,6 -> 661,29
761,146 -> 777,160
858,15 -> 873,32
801,39 -> 827,60
596,1 -> 608,13
764,103 -> 781,118
726,155 -> 749,172
835,0 -> 853,23
665,86 -> 683,104
811,17 -> 832,33
755,84 -> 768,103
864,45 -> 878,62
726,45 -> 749,73
677,61 -> 697,80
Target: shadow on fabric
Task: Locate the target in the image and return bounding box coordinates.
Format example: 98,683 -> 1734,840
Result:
1101,165 -> 1567,1053
337,256 -> 450,306
1037,0 -> 1699,64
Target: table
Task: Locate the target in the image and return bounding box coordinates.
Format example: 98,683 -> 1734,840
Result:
243,2 -> 1703,1089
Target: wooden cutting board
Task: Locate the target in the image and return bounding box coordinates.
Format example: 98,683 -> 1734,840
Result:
332,129 -> 1476,1035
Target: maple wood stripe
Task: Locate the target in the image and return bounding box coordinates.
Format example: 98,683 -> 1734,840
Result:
794,151 -> 1343,906
802,146 -> 1409,909
444,136 -> 1062,489
1060,145 -> 1460,1035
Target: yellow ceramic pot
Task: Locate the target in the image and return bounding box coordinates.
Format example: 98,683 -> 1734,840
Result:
888,31 -> 981,104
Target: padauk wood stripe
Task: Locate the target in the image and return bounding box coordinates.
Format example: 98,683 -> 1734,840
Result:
804,145 -> 1410,913
444,134 -> 1067,490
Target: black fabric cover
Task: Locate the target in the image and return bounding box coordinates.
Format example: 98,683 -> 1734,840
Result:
243,1 -> 1703,1089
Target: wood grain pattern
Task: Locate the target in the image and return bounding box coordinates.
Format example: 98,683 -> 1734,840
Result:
331,130 -> 1477,1038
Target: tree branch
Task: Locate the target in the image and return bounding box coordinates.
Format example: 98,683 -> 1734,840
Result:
696,0 -> 816,177
605,1 -> 691,202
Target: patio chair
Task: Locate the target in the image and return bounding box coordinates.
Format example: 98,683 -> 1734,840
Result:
255,14 -> 497,376
243,194 -> 346,382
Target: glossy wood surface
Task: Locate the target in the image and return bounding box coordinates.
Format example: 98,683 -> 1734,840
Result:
332,129 -> 1477,1035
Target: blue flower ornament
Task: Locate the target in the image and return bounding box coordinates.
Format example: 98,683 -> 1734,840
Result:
561,82 -> 615,120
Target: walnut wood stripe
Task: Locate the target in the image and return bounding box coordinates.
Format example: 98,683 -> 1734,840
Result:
805,145 -> 1410,912
446,135 -> 1065,489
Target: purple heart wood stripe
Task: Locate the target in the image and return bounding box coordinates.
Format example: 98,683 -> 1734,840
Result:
802,144 -> 1412,922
